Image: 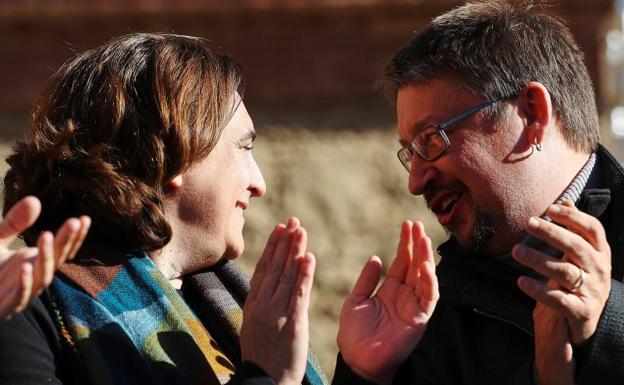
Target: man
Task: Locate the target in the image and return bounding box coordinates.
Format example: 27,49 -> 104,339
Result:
334,1 -> 623,384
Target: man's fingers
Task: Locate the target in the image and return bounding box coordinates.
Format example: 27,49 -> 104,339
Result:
406,222 -> 431,287
387,220 -> 413,281
0,196 -> 41,247
546,203 -> 609,253
517,276 -> 579,318
417,260 -> 439,316
525,217 -> 593,267
347,255 -> 383,304
512,244 -> 583,291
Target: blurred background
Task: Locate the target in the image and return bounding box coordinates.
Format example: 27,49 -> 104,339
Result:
1,0 -> 623,374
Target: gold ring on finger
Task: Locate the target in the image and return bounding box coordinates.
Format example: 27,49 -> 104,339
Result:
569,266 -> 585,294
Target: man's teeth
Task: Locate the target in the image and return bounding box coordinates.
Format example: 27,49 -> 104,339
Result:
441,194 -> 460,213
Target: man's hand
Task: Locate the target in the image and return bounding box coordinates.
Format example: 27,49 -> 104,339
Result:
0,196 -> 91,319
337,220 -> 439,385
533,287 -> 576,385
512,201 -> 611,345
241,218 -> 315,385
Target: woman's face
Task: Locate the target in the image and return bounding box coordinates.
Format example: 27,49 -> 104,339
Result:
172,101 -> 266,267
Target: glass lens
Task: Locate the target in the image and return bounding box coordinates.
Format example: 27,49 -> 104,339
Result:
415,126 -> 447,160
397,147 -> 412,171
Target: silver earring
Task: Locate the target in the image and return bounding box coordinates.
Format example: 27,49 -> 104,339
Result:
534,138 -> 542,151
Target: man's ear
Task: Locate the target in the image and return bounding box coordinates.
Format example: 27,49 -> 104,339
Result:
518,82 -> 553,148
167,175 -> 184,190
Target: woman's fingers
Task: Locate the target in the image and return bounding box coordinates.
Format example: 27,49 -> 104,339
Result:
249,223 -> 286,301
0,196 -> 41,247
347,256 -> 383,305
288,252 -> 316,317
272,227 -> 307,307
257,218 -> 300,300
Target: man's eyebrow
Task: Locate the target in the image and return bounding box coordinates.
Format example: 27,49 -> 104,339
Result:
398,118 -> 433,147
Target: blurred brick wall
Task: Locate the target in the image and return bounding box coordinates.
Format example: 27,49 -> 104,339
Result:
0,0 -> 614,135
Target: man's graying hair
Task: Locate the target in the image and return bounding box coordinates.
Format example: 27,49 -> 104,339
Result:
384,0 -> 599,153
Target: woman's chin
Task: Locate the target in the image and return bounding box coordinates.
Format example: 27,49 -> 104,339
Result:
223,242 -> 244,260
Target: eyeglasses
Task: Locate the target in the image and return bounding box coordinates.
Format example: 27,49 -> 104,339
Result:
397,96 -> 509,172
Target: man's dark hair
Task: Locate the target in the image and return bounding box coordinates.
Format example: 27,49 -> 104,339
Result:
384,0 -> 599,153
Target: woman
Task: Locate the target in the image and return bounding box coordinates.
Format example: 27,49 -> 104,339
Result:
0,33 -> 325,385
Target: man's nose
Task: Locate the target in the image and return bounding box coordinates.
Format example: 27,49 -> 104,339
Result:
408,156 -> 438,196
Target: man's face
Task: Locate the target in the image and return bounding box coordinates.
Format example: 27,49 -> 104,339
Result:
397,78 -> 536,256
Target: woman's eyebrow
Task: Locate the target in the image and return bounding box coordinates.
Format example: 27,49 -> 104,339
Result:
240,130 -> 256,142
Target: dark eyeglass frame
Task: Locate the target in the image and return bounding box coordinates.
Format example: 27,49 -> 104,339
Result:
397,96 -> 512,172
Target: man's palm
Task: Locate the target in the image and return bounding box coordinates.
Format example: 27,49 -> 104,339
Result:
337,221 -> 439,385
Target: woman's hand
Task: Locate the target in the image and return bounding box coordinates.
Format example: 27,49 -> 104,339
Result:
337,220 -> 439,385
0,196 -> 91,319
241,217 -> 315,385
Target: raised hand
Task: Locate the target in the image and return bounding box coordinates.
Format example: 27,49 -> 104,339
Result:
533,296 -> 576,385
512,201 -> 611,346
241,218 -> 315,385
337,220 -> 439,385
0,196 -> 91,319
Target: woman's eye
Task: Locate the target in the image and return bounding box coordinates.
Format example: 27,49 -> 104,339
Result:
242,143 -> 254,151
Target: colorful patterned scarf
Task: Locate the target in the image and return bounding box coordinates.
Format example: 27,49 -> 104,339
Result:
50,254 -> 327,385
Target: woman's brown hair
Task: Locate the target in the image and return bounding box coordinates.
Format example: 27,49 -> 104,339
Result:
3,33 -> 243,256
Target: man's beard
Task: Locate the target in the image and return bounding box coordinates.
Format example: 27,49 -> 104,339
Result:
424,180 -> 495,253
471,204 -> 496,252
445,203 -> 495,253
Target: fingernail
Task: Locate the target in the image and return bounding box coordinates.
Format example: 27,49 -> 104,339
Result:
549,204 -> 560,214
517,276 -> 528,289
513,245 -> 525,258
528,217 -> 539,229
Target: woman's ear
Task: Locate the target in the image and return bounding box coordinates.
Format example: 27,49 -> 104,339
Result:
519,82 -> 553,149
168,175 -> 183,190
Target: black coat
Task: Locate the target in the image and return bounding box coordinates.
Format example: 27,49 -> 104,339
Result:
334,145 -> 624,384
